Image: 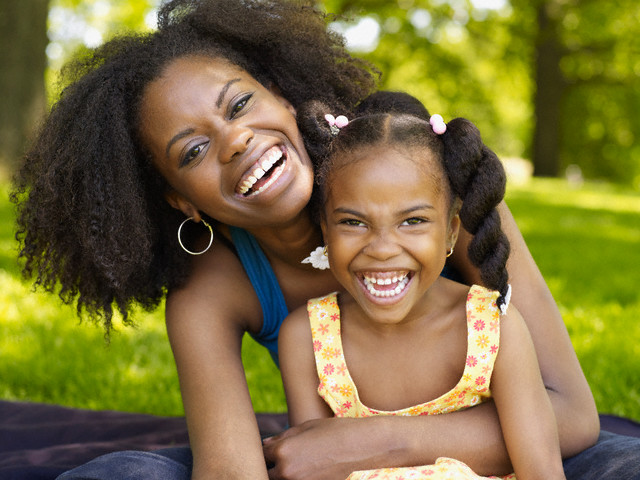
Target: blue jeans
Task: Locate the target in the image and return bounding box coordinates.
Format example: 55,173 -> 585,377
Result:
56,431 -> 640,480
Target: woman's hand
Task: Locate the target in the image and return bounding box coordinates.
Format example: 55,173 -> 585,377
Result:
263,417 -> 392,480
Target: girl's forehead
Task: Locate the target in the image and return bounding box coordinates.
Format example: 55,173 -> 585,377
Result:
335,144 -> 443,179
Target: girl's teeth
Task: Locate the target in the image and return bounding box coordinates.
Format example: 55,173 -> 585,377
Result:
363,274 -> 409,298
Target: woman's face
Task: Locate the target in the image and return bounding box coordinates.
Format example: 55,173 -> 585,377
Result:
139,55 -> 314,229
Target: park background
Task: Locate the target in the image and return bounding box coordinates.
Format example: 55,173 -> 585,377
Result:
1,0 -> 639,422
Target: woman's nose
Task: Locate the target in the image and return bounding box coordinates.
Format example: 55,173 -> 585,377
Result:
219,123 -> 253,164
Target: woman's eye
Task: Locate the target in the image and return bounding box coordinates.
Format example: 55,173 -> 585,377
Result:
181,142 -> 208,167
231,94 -> 252,118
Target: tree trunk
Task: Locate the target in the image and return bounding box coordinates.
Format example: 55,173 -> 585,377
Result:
0,0 -> 49,173
532,1 -> 566,177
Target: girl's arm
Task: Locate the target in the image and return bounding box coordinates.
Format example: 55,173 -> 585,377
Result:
278,306 -> 334,427
491,305 -> 566,480
450,202 -> 600,456
166,243 -> 269,479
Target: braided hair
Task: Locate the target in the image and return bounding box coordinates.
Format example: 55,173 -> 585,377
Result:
11,0 -> 378,332
299,92 -> 511,310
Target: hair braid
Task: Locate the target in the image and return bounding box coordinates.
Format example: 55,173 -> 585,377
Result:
441,118 -> 511,309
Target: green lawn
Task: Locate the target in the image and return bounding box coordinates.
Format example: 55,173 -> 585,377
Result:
1,178 -> 639,421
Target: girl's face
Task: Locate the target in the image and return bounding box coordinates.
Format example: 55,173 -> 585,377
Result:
139,55 -> 314,229
322,145 -> 460,326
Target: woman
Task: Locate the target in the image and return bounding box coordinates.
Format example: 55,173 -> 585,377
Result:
13,0 -> 634,478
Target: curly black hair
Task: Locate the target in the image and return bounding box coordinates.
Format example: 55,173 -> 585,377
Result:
11,0 -> 378,331
299,92 -> 511,310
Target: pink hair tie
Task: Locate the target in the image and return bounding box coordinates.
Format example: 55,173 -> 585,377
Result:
430,114 -> 447,135
325,114 -> 349,135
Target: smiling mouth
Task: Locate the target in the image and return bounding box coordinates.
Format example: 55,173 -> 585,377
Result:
361,271 -> 411,298
236,146 -> 286,197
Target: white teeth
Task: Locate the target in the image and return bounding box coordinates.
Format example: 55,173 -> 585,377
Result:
363,273 -> 410,298
237,147 -> 284,195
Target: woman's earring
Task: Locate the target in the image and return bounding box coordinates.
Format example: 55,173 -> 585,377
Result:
178,217 -> 214,255
446,246 -> 454,257
301,245 -> 330,270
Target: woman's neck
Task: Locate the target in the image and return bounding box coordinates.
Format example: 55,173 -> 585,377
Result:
244,210 -> 322,268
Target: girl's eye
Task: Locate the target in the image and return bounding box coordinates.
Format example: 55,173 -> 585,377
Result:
340,219 -> 365,227
181,142 -> 208,167
401,217 -> 425,226
231,94 -> 252,118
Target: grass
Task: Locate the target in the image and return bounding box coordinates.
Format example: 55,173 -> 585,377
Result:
1,178 -> 639,421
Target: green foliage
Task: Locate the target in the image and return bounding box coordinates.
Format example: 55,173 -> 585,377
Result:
2,178 -> 640,420
322,0 -> 640,187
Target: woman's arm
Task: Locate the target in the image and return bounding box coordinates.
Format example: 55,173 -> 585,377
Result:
492,305 -> 565,480
451,202 -> 600,456
166,243 -> 269,479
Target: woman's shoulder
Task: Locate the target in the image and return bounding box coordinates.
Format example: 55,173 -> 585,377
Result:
166,239 -> 263,333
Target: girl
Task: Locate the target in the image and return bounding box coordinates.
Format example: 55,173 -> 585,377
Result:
13,0 -> 633,478
279,100 -> 566,479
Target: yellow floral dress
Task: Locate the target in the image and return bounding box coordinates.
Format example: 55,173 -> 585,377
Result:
307,285 -> 516,480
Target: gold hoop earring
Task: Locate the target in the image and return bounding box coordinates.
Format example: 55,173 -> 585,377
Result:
178,217 -> 214,255
446,246 -> 454,258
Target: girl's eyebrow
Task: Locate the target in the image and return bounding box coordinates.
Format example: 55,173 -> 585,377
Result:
216,78 -> 241,108
165,78 -> 242,159
332,205 -> 435,216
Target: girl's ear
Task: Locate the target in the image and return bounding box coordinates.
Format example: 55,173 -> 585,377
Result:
164,189 -> 202,222
447,200 -> 462,251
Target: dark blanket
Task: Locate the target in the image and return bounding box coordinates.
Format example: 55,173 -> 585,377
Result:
1,400 -> 638,480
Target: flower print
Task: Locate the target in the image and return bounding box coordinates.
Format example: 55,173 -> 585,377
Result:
479,353 -> 488,363
339,384 -> 354,397
490,344 -> 498,354
320,296 -> 331,305
313,340 -> 322,352
343,401 -> 352,410
473,319 -> 485,331
337,364 -> 347,376
475,304 -> 487,313
321,346 -> 339,360
318,374 -> 327,390
482,365 -> 492,375
326,334 -> 335,344
323,364 -> 335,375
331,313 -> 339,321
462,373 -> 472,382
475,376 -> 486,386
466,355 -> 477,367
490,320 -> 499,332
319,323 -> 329,335
476,334 -> 489,349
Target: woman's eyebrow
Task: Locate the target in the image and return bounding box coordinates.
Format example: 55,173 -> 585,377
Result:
216,78 -> 241,108
166,128 -> 195,159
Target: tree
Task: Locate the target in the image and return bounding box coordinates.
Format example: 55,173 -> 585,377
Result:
0,0 -> 157,174
0,0 -> 50,172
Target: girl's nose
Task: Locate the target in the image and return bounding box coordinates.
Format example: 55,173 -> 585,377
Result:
219,123 -> 253,164
364,231 -> 402,261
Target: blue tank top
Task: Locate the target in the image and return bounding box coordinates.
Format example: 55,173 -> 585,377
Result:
230,227 -> 288,366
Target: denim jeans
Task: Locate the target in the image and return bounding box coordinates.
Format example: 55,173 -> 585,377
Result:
56,431 -> 640,480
